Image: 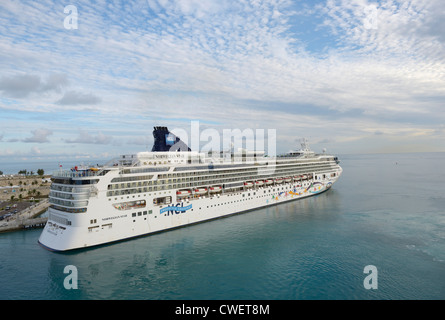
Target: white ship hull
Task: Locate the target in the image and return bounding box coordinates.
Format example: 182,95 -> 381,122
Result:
38,176 -> 340,252
38,126 -> 343,252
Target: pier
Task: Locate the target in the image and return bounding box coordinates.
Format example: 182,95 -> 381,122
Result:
22,217 -> 48,229
0,199 -> 49,233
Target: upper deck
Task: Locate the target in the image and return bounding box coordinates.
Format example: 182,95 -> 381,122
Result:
51,148 -> 337,181
50,126 -> 339,182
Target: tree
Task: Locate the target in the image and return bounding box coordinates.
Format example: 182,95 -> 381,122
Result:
0,170 -> 3,175
37,169 -> 44,176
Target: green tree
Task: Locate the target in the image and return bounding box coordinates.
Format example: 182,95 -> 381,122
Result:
37,169 -> 44,176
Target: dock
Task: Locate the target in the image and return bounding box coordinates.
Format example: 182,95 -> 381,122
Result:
22,217 -> 48,229
0,199 -> 49,233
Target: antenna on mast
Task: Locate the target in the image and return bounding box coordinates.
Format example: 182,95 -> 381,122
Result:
300,138 -> 310,151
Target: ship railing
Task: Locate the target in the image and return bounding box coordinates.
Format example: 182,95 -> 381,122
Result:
52,169 -> 100,179
50,184 -> 93,193
49,191 -> 91,201
49,197 -> 89,208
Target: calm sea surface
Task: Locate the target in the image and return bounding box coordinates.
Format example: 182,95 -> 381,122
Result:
1,153 -> 444,300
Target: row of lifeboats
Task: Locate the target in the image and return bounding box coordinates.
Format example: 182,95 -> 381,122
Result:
176,174 -> 314,197
245,175 -> 312,187
176,186 -> 221,197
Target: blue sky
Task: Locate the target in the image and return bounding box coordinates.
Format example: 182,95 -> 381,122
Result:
1,0 -> 445,164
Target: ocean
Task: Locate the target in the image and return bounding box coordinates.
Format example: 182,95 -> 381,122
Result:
0,159 -> 107,176
0,152 -> 444,300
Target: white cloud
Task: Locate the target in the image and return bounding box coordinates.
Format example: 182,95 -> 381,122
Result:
64,131 -> 113,145
319,0 -> 445,59
0,0 -> 445,157
0,73 -> 68,98
56,90 -> 101,105
31,146 -> 41,154
23,129 -> 53,143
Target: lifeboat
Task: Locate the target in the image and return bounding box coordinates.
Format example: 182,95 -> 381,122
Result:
255,180 -> 264,186
301,175 -> 308,180
274,178 -> 283,184
244,181 -> 254,188
209,186 -> 222,193
293,175 -> 301,181
284,177 -> 292,183
194,188 -> 208,195
265,179 -> 273,185
176,190 -> 191,197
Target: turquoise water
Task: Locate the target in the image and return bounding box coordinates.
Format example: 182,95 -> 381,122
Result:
1,153 -> 444,300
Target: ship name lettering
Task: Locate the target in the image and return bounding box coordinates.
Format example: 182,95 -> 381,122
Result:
160,203 -> 192,216
102,214 -> 127,221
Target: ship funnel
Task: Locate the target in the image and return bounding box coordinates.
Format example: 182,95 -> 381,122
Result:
151,126 -> 191,152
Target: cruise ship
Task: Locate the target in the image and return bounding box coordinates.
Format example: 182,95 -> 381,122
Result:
38,126 -> 342,251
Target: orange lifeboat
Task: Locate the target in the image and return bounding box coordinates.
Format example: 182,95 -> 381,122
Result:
194,188 -> 207,195
176,190 -> 191,197
209,186 -> 222,193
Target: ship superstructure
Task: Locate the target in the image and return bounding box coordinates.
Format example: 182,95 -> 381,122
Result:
39,127 -> 342,251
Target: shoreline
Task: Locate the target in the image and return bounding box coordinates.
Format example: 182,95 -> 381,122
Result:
0,199 -> 49,233
0,175 -> 51,232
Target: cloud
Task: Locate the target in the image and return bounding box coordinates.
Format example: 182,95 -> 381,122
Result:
64,131 -> 113,145
23,129 -> 53,143
0,73 -> 68,98
1,0 -> 445,156
318,0 -> 445,60
31,146 -> 41,154
55,90 -> 101,106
